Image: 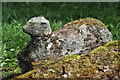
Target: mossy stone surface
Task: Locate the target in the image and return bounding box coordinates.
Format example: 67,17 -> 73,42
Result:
12,40 -> 120,79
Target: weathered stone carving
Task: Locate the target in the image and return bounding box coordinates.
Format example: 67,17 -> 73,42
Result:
17,16 -> 112,72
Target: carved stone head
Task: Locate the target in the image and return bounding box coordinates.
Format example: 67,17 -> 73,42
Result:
23,16 -> 52,37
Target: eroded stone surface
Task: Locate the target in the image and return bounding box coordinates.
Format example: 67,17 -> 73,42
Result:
17,16 -> 112,72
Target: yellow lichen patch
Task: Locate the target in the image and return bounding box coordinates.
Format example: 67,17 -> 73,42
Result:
91,46 -> 108,54
105,40 -> 120,47
14,70 -> 37,78
63,17 -> 108,30
77,17 -> 108,29
12,40 -> 120,79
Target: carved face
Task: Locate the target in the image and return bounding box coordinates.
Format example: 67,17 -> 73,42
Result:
23,16 -> 52,37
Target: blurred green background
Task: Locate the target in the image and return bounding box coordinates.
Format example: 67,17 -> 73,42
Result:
1,2 -> 120,80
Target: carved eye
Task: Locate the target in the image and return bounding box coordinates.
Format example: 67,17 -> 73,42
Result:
27,22 -> 32,26
40,22 -> 47,25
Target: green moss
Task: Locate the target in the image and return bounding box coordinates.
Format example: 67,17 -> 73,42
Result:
77,17 -> 107,29
12,40 -> 120,79
105,40 -> 119,47
91,46 -> 108,54
14,70 -> 37,78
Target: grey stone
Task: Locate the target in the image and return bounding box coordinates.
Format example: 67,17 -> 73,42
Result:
17,16 -> 112,72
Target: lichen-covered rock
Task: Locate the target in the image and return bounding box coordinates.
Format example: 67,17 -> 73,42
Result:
13,40 -> 120,79
17,16 -> 112,72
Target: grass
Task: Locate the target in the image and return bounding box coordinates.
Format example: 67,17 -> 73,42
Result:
1,2 -> 120,79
